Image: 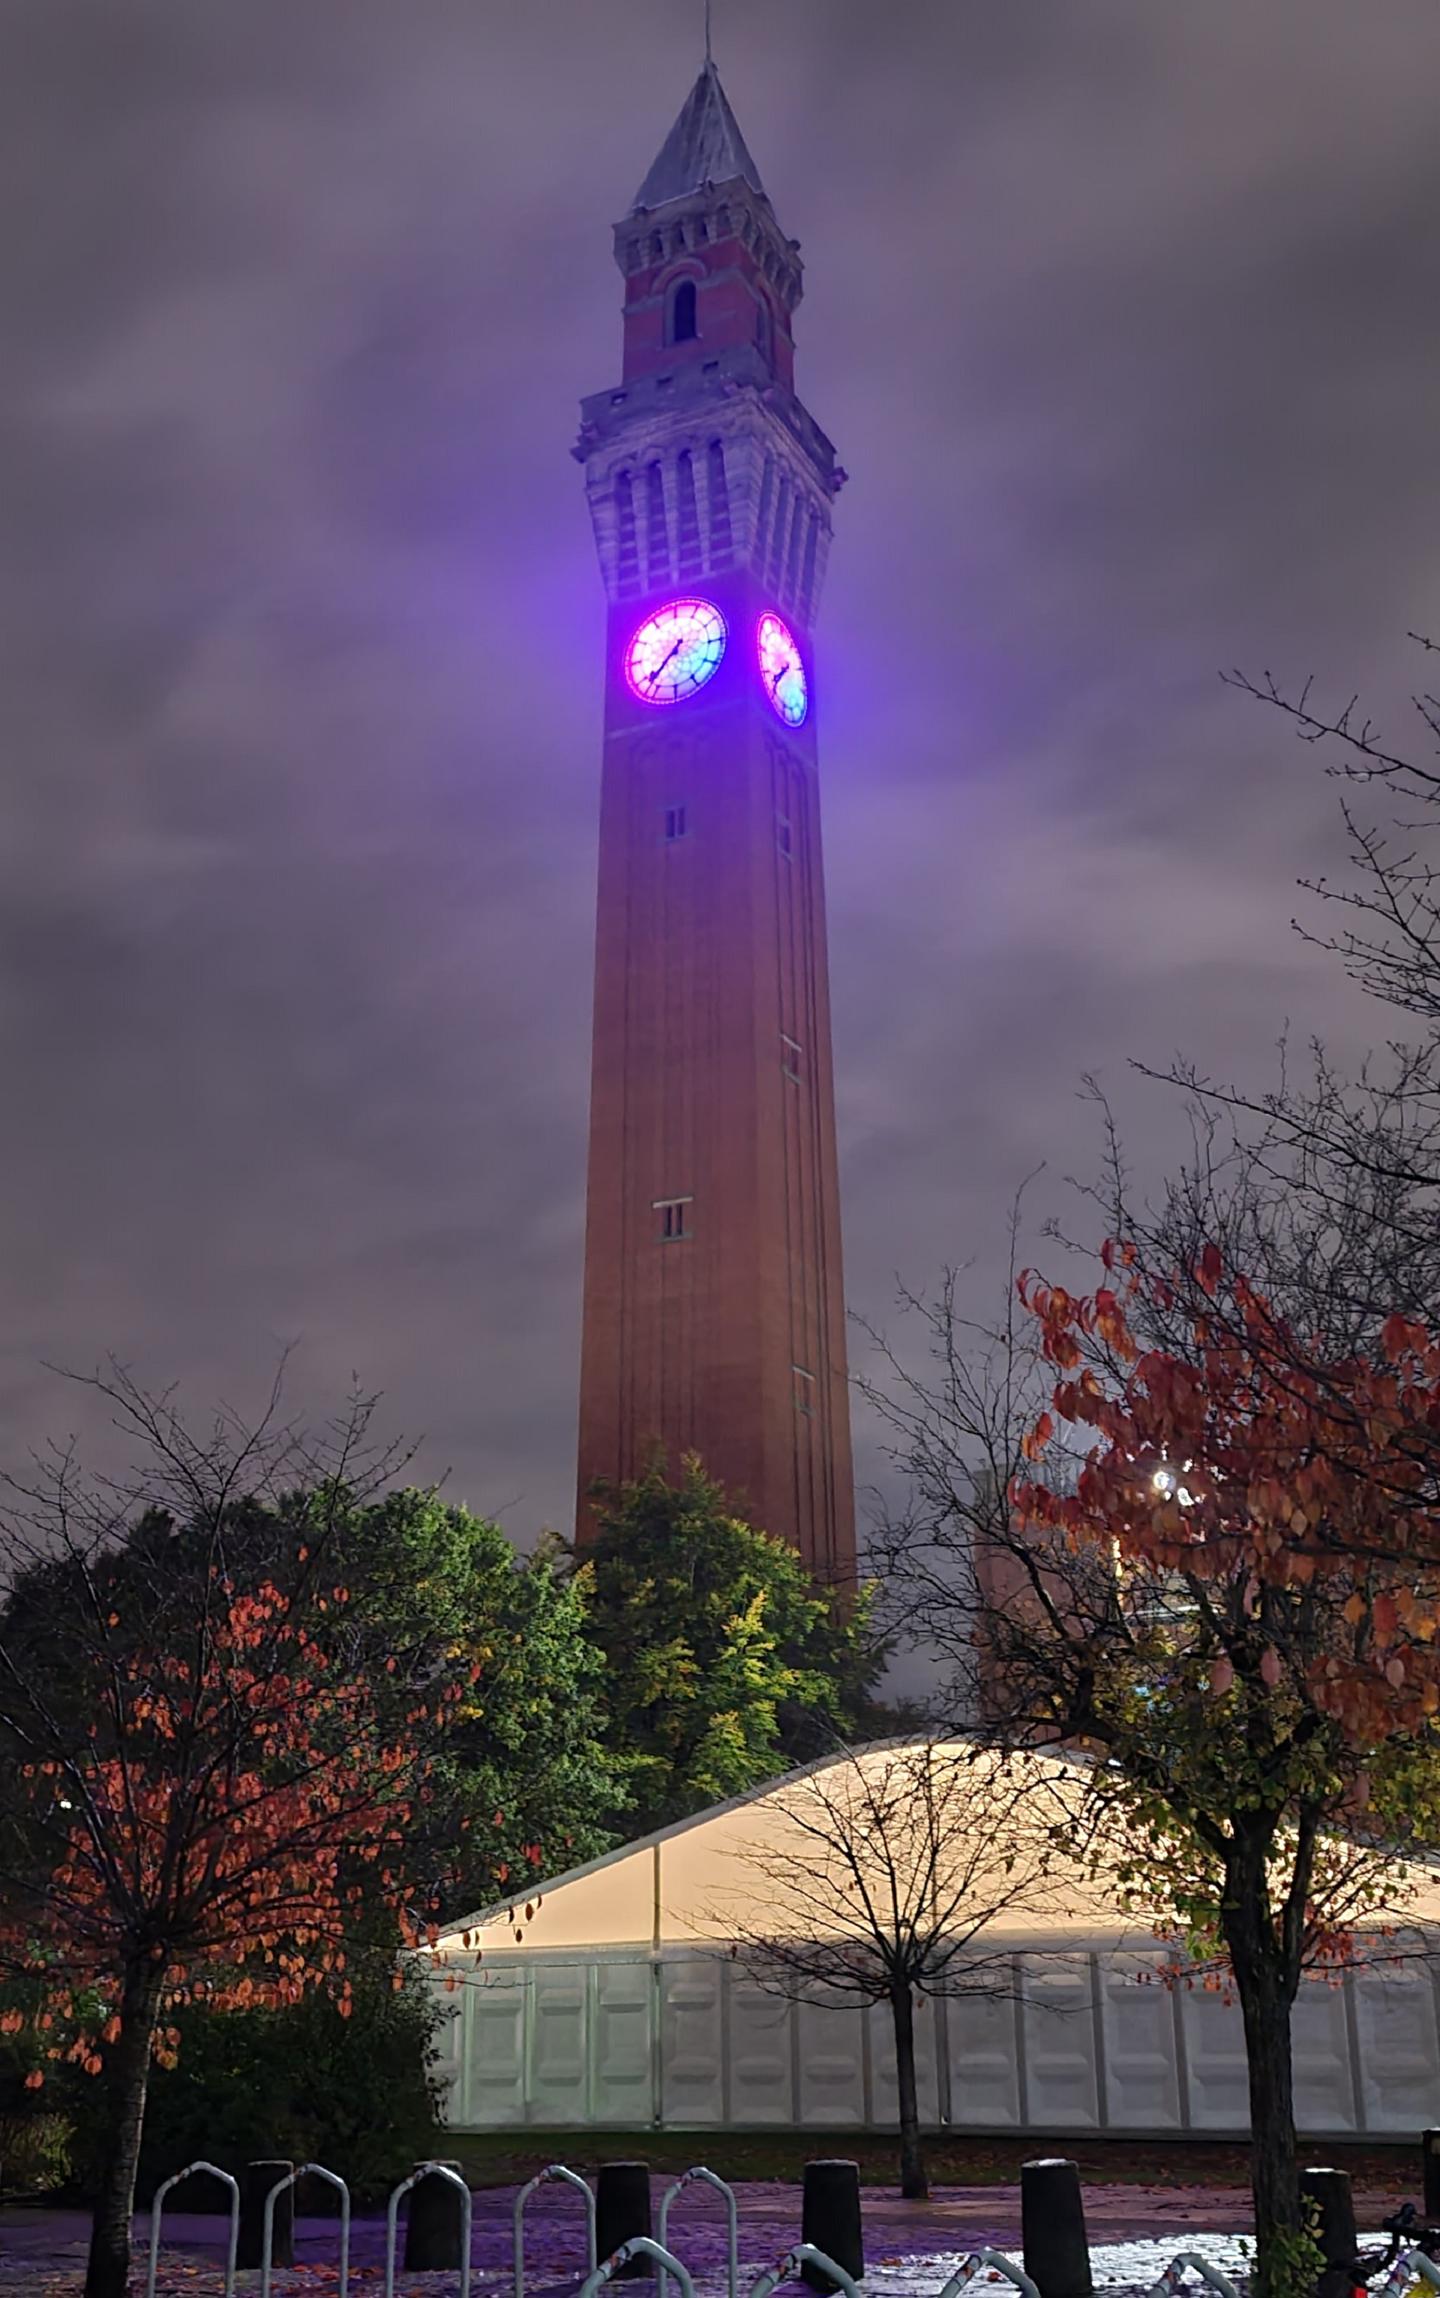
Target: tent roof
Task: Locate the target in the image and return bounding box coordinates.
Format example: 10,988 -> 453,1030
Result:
433,1738 -> 1440,1960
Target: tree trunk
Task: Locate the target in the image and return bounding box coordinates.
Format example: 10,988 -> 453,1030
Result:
1223,1849 -> 1303,2298
889,1982 -> 928,2200
84,1956 -> 165,2298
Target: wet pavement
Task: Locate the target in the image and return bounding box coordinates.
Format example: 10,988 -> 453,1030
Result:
0,2178 -> 1404,2297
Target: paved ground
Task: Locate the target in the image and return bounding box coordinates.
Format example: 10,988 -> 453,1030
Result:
0,2179 -> 1417,2297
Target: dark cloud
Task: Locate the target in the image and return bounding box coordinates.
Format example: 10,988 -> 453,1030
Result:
2,0 -> 1437,1534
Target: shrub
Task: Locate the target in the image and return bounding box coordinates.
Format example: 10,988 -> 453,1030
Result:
66,1954 -> 444,2205
0,2111 -> 74,2197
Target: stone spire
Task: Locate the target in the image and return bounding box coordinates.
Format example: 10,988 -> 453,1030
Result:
630,60 -> 766,213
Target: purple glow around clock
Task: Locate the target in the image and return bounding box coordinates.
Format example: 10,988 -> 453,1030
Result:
625,598 -> 726,705
758,612 -> 808,727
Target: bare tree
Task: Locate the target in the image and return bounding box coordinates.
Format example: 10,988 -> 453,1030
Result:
716,1738 -> 1069,2198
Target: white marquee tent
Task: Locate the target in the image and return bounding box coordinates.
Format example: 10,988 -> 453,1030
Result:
420,1740 -> 1440,2138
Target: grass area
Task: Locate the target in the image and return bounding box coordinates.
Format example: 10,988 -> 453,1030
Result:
444,2130 -> 1416,2194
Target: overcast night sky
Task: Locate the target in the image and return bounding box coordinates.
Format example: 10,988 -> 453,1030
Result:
3,1 -> 1438,1541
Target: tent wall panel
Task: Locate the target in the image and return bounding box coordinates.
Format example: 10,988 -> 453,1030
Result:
1353,1963 -> 1440,2132
527,1965 -> 590,2124
438,1948 -> 1437,2138
590,1959 -> 655,2124
1292,1975 -> 1358,2134
1020,1955 -> 1101,2129
1177,1981 -> 1249,2130
1098,1957 -> 1182,2132
461,1969 -> 527,2127
795,1995 -> 866,2127
660,1956 -> 728,2126
725,1974 -> 795,2125
946,1981 -> 1023,2128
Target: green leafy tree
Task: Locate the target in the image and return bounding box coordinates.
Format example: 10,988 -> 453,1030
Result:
580,1456 -> 882,1838
328,1492 -> 627,1891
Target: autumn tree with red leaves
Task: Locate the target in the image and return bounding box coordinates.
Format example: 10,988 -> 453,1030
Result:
0,1368 -> 475,2298
867,1170 -> 1440,2298
1015,1243 -> 1440,2298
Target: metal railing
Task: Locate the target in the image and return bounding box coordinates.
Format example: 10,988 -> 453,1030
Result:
580,2237 -> 696,2298
385,2160 -> 474,2298
261,2162 -> 350,2298
1145,2254 -> 1242,2298
659,2166 -> 740,2298
748,2244 -> 864,2298
144,2161 -> 239,2298
513,2160 -> 598,2298
937,2251 -> 1041,2298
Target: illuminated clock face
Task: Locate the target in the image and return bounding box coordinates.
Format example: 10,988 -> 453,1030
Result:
757,612 -> 808,727
625,598 -> 727,706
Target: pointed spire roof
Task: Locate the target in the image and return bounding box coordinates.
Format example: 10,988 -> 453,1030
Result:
630,61 -> 766,214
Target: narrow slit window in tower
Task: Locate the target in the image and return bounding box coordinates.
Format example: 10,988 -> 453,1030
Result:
665,805 -> 687,842
754,455 -> 774,575
800,510 -> 820,626
768,479 -> 792,590
706,439 -> 734,566
785,491 -> 806,605
675,450 -> 703,579
793,1366 -> 816,1417
645,461 -> 669,587
654,1196 -> 692,1242
614,471 -> 640,596
777,815 -> 792,859
671,279 -> 698,344
781,1034 -> 803,1081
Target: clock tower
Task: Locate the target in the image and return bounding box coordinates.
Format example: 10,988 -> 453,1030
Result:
573,59 -> 856,1584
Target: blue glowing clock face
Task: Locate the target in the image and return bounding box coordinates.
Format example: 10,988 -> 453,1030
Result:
625,598 -> 727,706
758,612 -> 808,727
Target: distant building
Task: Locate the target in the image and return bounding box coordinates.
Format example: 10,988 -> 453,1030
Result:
572,60 -> 855,1583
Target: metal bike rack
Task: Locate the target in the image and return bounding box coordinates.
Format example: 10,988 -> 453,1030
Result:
1145,2254 -> 1241,2298
748,2244 -> 864,2298
937,2251 -> 1041,2298
658,2166 -> 740,2298
385,2160 -> 473,2298
260,2161 -> 350,2298
580,2236 -> 696,2298
513,2161 -> 598,2298
1375,2252 -> 1440,2298
145,2160 -> 239,2298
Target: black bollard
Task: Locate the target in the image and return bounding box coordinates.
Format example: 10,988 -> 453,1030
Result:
1022,2158 -> 1093,2298
404,2159 -> 467,2271
1301,2168 -> 1358,2267
1425,2132 -> 1440,2224
801,2159 -> 864,2294
596,2161 -> 652,2280
237,2160 -> 294,2271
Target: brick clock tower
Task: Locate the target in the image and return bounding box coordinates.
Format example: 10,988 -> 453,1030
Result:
573,59 -> 856,1585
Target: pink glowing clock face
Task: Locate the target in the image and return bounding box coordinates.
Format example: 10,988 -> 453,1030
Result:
625,598 -> 727,705
758,612 -> 808,727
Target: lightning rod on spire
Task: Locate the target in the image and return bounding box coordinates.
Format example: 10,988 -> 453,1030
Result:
704,0 -> 713,66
